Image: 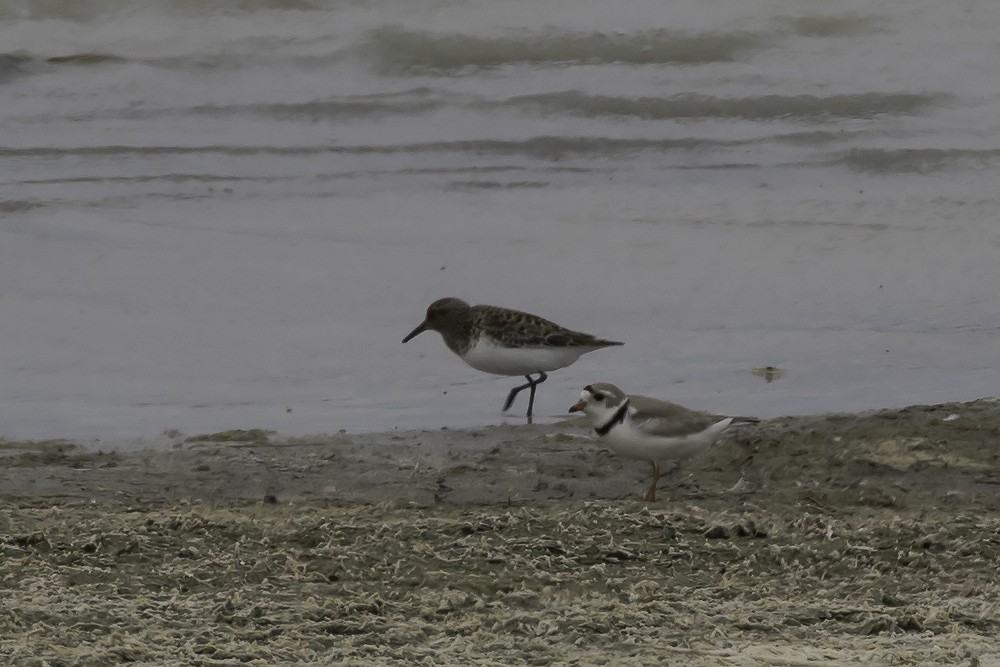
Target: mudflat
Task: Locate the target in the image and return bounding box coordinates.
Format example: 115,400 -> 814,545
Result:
3,399 -> 1000,665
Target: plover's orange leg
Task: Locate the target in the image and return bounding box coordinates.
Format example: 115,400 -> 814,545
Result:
642,461 -> 661,501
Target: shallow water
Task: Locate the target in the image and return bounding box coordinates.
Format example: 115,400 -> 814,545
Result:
2,0 -> 999,441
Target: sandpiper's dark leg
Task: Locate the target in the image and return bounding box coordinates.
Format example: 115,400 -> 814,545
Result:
502,378 -> 531,413
502,371 -> 548,419
524,371 -> 547,419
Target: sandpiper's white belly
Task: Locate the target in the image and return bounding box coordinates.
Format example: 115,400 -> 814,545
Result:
602,416 -> 734,462
459,338 -> 591,376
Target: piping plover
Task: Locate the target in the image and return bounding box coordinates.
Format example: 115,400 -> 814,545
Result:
570,382 -> 757,501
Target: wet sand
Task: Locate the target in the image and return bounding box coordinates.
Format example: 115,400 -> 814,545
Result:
3,399 -> 1000,665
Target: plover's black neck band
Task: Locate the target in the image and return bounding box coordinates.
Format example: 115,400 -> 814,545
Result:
594,399 -> 630,436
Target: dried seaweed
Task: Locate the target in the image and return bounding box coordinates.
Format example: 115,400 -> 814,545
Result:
2,499 -> 1000,665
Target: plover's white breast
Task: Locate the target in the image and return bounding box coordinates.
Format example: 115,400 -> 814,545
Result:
603,415 -> 734,462
459,336 -> 592,376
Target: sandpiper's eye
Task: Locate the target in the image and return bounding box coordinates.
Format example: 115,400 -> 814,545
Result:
593,392 -> 605,402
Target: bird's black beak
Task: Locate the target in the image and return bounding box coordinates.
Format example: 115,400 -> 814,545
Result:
401,321 -> 428,344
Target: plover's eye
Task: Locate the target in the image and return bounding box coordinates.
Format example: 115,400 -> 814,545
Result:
593,392 -> 605,402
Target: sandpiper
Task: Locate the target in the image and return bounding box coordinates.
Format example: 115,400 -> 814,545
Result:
402,297 -> 622,419
569,382 -> 757,501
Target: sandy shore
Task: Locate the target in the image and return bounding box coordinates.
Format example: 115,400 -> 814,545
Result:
3,400 -> 1000,665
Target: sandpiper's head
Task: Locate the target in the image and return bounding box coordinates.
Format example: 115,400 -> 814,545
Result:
569,382 -> 628,422
401,297 -> 472,343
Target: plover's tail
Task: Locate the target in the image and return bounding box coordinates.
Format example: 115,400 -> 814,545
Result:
730,416 -> 760,426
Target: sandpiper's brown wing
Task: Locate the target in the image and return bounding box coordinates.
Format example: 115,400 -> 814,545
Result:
473,304 -> 623,349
